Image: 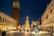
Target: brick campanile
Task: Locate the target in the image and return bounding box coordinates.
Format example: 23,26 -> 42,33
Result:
13,0 -> 19,29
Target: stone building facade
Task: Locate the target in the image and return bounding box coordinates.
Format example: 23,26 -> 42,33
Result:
0,12 -> 17,31
41,0 -> 54,31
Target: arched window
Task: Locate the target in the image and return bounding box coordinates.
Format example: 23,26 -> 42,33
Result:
50,9 -> 52,14
5,19 -> 6,22
0,16 -> 1,22
3,18 -> 4,22
51,4 -> 53,7
7,20 -> 8,23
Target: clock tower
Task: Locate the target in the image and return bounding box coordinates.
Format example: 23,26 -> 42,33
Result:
13,0 -> 19,29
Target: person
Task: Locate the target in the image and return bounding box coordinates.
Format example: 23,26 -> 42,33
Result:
2,31 -> 6,36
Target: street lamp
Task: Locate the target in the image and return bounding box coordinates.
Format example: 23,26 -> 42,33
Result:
51,24 -> 53,36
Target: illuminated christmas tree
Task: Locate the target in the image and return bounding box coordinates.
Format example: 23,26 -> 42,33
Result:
25,16 -> 30,32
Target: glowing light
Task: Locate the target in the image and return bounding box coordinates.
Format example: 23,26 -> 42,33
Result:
13,2 -> 15,6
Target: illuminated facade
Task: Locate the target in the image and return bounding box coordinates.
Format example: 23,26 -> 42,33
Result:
41,0 -> 54,31
13,0 -> 19,29
31,20 -> 39,31
31,21 -> 39,27
0,12 -> 17,31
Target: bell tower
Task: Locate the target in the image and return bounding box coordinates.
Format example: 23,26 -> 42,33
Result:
13,0 -> 19,29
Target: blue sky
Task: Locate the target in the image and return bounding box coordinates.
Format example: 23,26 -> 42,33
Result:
0,0 -> 51,24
